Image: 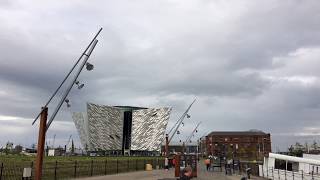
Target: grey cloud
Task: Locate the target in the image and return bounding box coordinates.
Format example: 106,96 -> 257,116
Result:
1,0 -> 320,150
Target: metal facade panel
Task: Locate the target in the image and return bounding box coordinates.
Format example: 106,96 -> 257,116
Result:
72,112 -> 89,149
86,103 -> 123,150
131,107 -> 171,151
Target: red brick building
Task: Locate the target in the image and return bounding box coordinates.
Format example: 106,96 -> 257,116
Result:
202,130 -> 271,161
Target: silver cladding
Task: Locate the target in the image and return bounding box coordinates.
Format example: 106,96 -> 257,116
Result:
131,107 -> 171,151
72,112 -> 89,149
86,103 -> 123,150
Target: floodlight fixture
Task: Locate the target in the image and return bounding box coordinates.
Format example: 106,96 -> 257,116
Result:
182,122 -> 184,126
64,98 -> 71,108
177,130 -> 180,135
187,114 -> 191,118
86,62 -> 94,71
75,81 -> 84,89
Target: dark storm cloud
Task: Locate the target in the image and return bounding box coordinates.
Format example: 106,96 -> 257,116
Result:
1,0 -> 320,150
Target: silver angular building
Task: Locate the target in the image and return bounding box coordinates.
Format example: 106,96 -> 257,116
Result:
72,103 -> 171,154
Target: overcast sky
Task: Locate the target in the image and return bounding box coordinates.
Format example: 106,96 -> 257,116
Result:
1,0 -> 320,151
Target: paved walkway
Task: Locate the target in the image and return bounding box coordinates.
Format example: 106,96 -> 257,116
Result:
78,164 -> 265,180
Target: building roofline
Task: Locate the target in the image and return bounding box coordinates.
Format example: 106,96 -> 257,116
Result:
208,130 -> 269,136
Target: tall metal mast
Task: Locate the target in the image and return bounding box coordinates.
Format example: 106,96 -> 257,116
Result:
168,99 -> 196,144
185,121 -> 201,145
33,28 -> 102,180
32,28 -> 103,125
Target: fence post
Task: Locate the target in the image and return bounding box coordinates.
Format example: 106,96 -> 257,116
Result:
30,161 -> 34,178
116,159 -> 119,174
144,159 -> 146,170
54,161 -> 57,180
267,166 -> 269,178
278,169 -> 280,180
127,159 -> 129,171
232,161 -> 234,174
292,169 -> 294,180
272,167 -> 274,180
285,169 -> 287,180
104,160 -> 107,175
136,159 -> 138,171
0,162 -> 3,180
74,161 -> 77,178
219,159 -> 222,172
301,170 -> 303,180
312,171 -> 314,180
153,159 -> 155,169
90,160 -> 93,176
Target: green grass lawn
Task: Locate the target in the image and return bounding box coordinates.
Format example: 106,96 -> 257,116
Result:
0,155 -> 164,180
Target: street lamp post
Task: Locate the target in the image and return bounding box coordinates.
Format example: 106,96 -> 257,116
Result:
46,39 -> 98,130
168,99 -> 196,144
34,107 -> 48,180
165,134 -> 169,157
32,28 -> 102,180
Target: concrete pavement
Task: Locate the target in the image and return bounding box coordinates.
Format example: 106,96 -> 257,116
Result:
77,163 -> 265,180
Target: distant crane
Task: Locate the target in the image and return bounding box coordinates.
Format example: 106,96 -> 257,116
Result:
52,134 -> 56,149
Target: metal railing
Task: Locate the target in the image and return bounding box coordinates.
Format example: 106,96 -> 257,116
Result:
0,158 -> 164,180
260,166 -> 320,180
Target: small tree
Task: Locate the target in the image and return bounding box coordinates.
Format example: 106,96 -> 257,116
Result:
288,142 -> 304,157
304,142 -> 309,153
311,140 -> 318,150
4,146 -> 9,155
